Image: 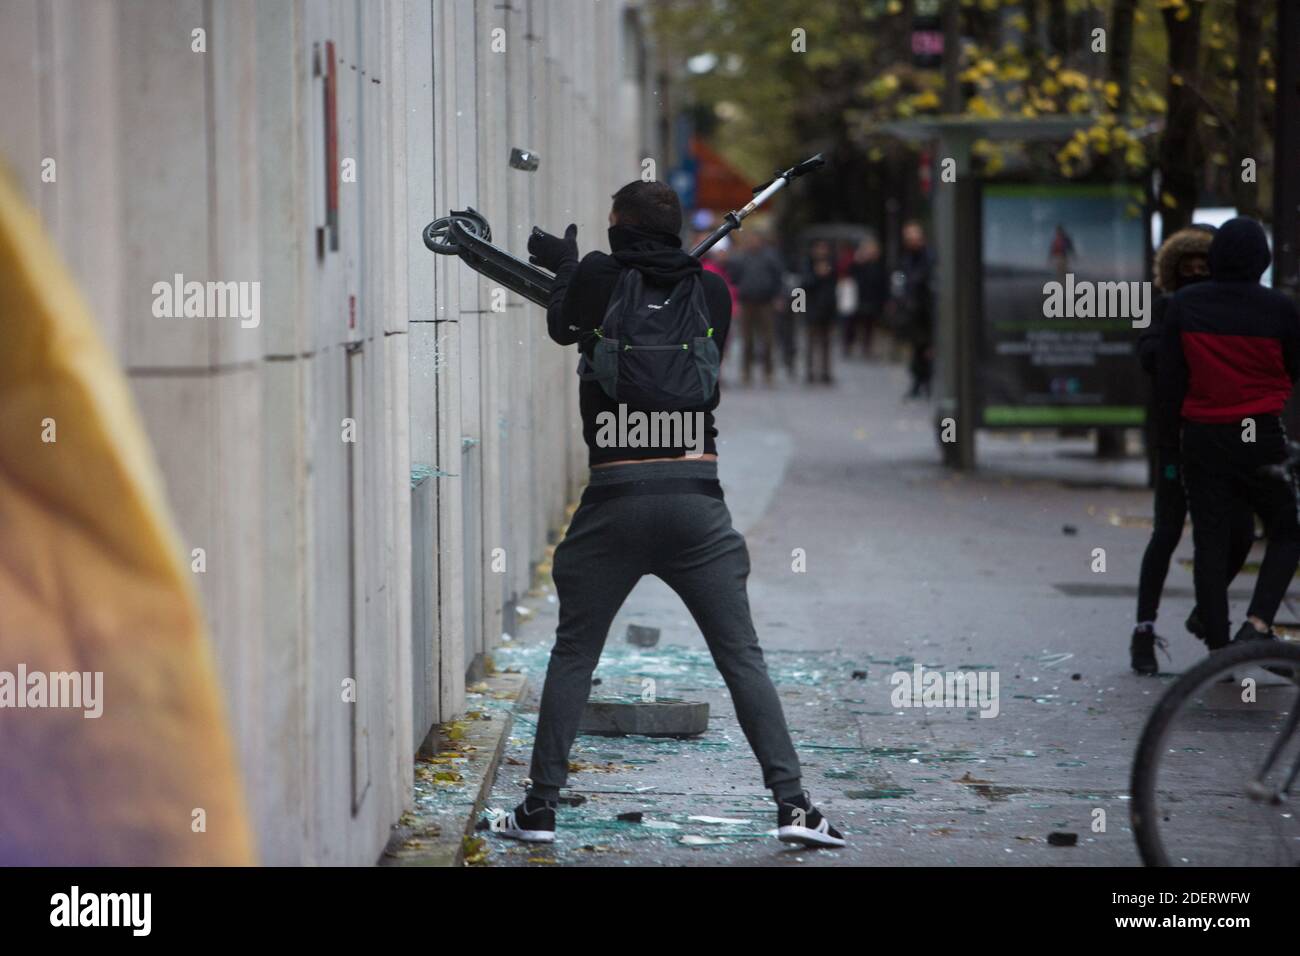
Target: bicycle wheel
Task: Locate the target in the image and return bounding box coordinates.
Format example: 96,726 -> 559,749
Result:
1131,639 -> 1300,866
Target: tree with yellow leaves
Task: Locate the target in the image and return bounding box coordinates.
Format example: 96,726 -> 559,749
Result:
650,0 -> 1277,237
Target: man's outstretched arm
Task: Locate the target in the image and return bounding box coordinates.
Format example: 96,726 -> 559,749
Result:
528,223 -> 588,345
543,255 -> 602,346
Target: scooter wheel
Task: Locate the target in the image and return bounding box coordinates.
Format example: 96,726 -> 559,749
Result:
422,211 -> 492,254
423,215 -> 466,255
450,208 -> 492,242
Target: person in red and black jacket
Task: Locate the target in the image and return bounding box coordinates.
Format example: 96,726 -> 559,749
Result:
1129,226 -> 1254,675
1156,217 -> 1300,651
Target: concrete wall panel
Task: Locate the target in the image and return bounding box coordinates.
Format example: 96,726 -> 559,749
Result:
0,0 -> 647,867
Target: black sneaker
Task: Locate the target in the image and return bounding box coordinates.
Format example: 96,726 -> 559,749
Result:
476,796 -> 556,843
776,792 -> 845,848
1232,622 -> 1294,677
1130,625 -> 1163,675
1233,622 -> 1277,644
1190,609 -> 1246,650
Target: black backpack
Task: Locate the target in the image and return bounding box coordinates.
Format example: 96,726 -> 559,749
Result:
578,268 -> 720,410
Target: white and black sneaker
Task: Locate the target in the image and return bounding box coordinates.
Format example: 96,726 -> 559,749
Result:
776,791 -> 845,848
476,796 -> 556,843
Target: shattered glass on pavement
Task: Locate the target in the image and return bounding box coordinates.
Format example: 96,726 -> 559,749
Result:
480,637 -> 1128,866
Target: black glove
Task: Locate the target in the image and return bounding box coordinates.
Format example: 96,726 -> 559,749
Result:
528,223 -> 578,271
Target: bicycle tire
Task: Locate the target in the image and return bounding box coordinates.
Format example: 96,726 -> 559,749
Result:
1130,638 -> 1300,866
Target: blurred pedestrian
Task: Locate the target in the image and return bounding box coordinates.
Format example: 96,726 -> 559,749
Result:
803,239 -> 837,384
833,241 -> 856,351
899,220 -> 934,399
694,231 -> 740,383
1130,226 -> 1253,675
694,229 -> 739,314
845,234 -> 887,359
774,262 -> 800,380
728,227 -> 786,386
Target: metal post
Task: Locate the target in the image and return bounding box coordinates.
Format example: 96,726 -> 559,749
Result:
934,129 -> 976,469
1274,0 -> 1300,437
1274,0 -> 1299,297
942,0 -> 962,114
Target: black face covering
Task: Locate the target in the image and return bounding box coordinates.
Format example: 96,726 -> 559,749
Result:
608,222 -> 682,252
607,223 -> 699,285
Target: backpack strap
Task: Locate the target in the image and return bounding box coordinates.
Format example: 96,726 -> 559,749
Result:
679,273 -> 712,338
577,269 -> 639,382
600,268 -> 642,342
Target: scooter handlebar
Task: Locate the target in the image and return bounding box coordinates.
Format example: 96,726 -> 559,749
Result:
784,153 -> 825,180
752,153 -> 825,194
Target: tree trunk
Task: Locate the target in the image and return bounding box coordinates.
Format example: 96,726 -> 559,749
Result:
1103,0 -> 1140,180
1232,0 -> 1263,218
1158,2 -> 1205,239
1107,0 -> 1139,116
943,0 -> 961,112
1047,0 -> 1069,58
1025,0 -> 1043,85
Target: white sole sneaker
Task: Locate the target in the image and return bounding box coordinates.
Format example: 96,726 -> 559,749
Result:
777,824 -> 846,848
496,828 -> 555,843
482,807 -> 556,843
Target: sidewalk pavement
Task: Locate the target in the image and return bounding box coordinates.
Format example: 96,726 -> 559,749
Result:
472,356 -> 1251,866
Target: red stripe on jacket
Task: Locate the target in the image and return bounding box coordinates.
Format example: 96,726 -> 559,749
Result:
1181,330 -> 1291,422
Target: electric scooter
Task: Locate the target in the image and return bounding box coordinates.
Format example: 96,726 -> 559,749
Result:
420,153 -> 825,307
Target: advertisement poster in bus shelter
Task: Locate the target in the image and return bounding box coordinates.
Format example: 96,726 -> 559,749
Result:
979,183 -> 1148,428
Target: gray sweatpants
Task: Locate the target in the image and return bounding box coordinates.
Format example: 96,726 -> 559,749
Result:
526,459 -> 804,802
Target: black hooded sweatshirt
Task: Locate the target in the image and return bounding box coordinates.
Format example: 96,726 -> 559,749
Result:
1155,217 -> 1300,457
545,223 -> 733,466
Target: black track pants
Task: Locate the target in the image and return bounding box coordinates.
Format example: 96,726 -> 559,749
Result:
526,460 -> 803,802
1181,417 -> 1300,648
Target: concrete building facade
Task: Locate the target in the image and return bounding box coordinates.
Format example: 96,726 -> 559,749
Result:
0,0 -> 657,864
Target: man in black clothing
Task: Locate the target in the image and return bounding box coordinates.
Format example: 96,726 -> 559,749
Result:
1129,226 -> 1254,674
899,220 -> 935,399
846,235 -> 887,359
729,229 -> 786,386
479,181 -> 844,849
538,187 -> 730,463
1156,217 -> 1300,652
802,239 -> 838,384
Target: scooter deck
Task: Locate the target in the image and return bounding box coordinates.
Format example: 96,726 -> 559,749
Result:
422,152 -> 822,310
447,219 -> 556,308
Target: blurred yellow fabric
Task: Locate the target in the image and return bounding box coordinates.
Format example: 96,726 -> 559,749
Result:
0,167 -> 254,865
